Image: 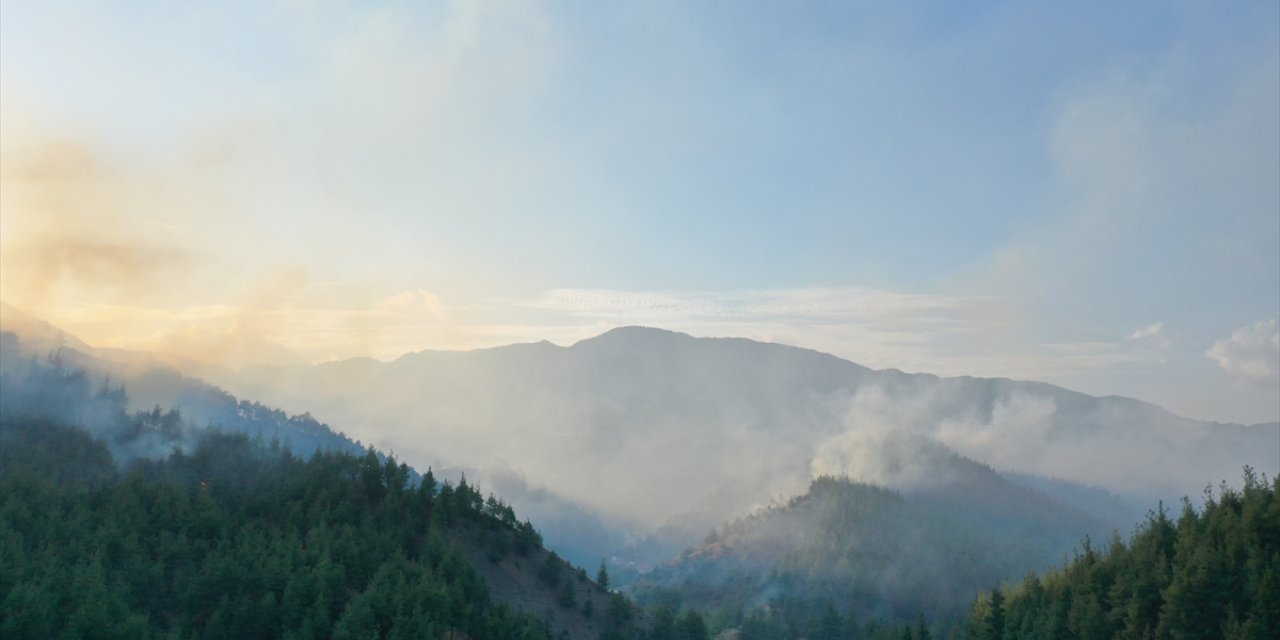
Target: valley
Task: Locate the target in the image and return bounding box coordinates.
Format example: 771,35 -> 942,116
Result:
1,311 -> 1275,637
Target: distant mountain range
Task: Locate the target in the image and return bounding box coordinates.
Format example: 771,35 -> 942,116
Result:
2,304 -> 1276,577
208,326 -> 1276,538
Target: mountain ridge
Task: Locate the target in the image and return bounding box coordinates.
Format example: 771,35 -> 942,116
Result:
4,305 -> 1262,433
2,305 -> 1276,570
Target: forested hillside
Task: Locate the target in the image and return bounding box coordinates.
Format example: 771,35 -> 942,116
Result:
0,326 -> 633,572
0,341 -> 647,639
0,418 -> 560,639
962,470 -> 1279,639
629,469 -> 1279,640
633,460 -> 1110,637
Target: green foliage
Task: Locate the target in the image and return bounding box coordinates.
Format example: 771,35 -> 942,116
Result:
606,592 -> 634,629
963,469 -> 1280,640
648,605 -> 677,640
0,416 -> 551,639
598,559 -> 611,590
538,550 -> 564,587
0,354 -> 670,640
676,609 -> 708,640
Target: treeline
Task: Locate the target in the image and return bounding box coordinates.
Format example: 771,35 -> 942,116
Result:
0,416 -> 553,639
963,469 -> 1279,640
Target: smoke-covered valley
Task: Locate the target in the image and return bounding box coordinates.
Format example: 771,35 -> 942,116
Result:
214,326 -> 1275,535
7,304 -> 1273,569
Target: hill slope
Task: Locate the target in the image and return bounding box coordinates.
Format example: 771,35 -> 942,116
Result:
962,470 -> 1280,639
633,455 -> 1112,627
0,345 -> 639,639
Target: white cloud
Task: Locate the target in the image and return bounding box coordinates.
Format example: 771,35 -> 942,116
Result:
1207,319 -> 1280,382
1127,321 -> 1163,341
1126,321 -> 1171,349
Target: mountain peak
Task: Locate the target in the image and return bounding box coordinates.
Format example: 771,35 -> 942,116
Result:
573,325 -> 694,347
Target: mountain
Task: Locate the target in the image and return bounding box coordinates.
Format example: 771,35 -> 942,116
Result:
631,452 -> 1114,627
3,307 -> 1274,636
3,309 -> 1276,573
197,326 -> 1277,552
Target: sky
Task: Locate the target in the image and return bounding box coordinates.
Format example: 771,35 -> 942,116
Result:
0,0 -> 1277,424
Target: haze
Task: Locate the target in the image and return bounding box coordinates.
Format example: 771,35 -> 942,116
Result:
2,0 -> 1277,425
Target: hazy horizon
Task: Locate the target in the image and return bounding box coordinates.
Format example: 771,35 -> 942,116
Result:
5,301 -> 1279,432
2,1 -> 1277,425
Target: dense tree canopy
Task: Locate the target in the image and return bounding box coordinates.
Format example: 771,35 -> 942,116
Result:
0,416 -> 554,639
0,344 -> 673,639
963,469 -> 1279,640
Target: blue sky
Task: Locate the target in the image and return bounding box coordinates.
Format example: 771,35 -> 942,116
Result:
1,0 -> 1277,423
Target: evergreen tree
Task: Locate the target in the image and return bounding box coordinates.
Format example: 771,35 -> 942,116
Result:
597,559 -> 611,590
677,609 -> 709,640
955,469 -> 1279,640
987,588 -> 1005,640
0,414 -> 565,639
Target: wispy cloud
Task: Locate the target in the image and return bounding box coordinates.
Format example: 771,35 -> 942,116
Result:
516,287 -> 1012,373
1125,321 -> 1172,350
1207,319 -> 1280,382
1127,321 -> 1163,341
526,287 -> 982,323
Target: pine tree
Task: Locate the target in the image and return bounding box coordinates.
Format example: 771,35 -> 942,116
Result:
597,559 -> 610,590
677,609 -> 708,640
988,588 -> 1005,640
